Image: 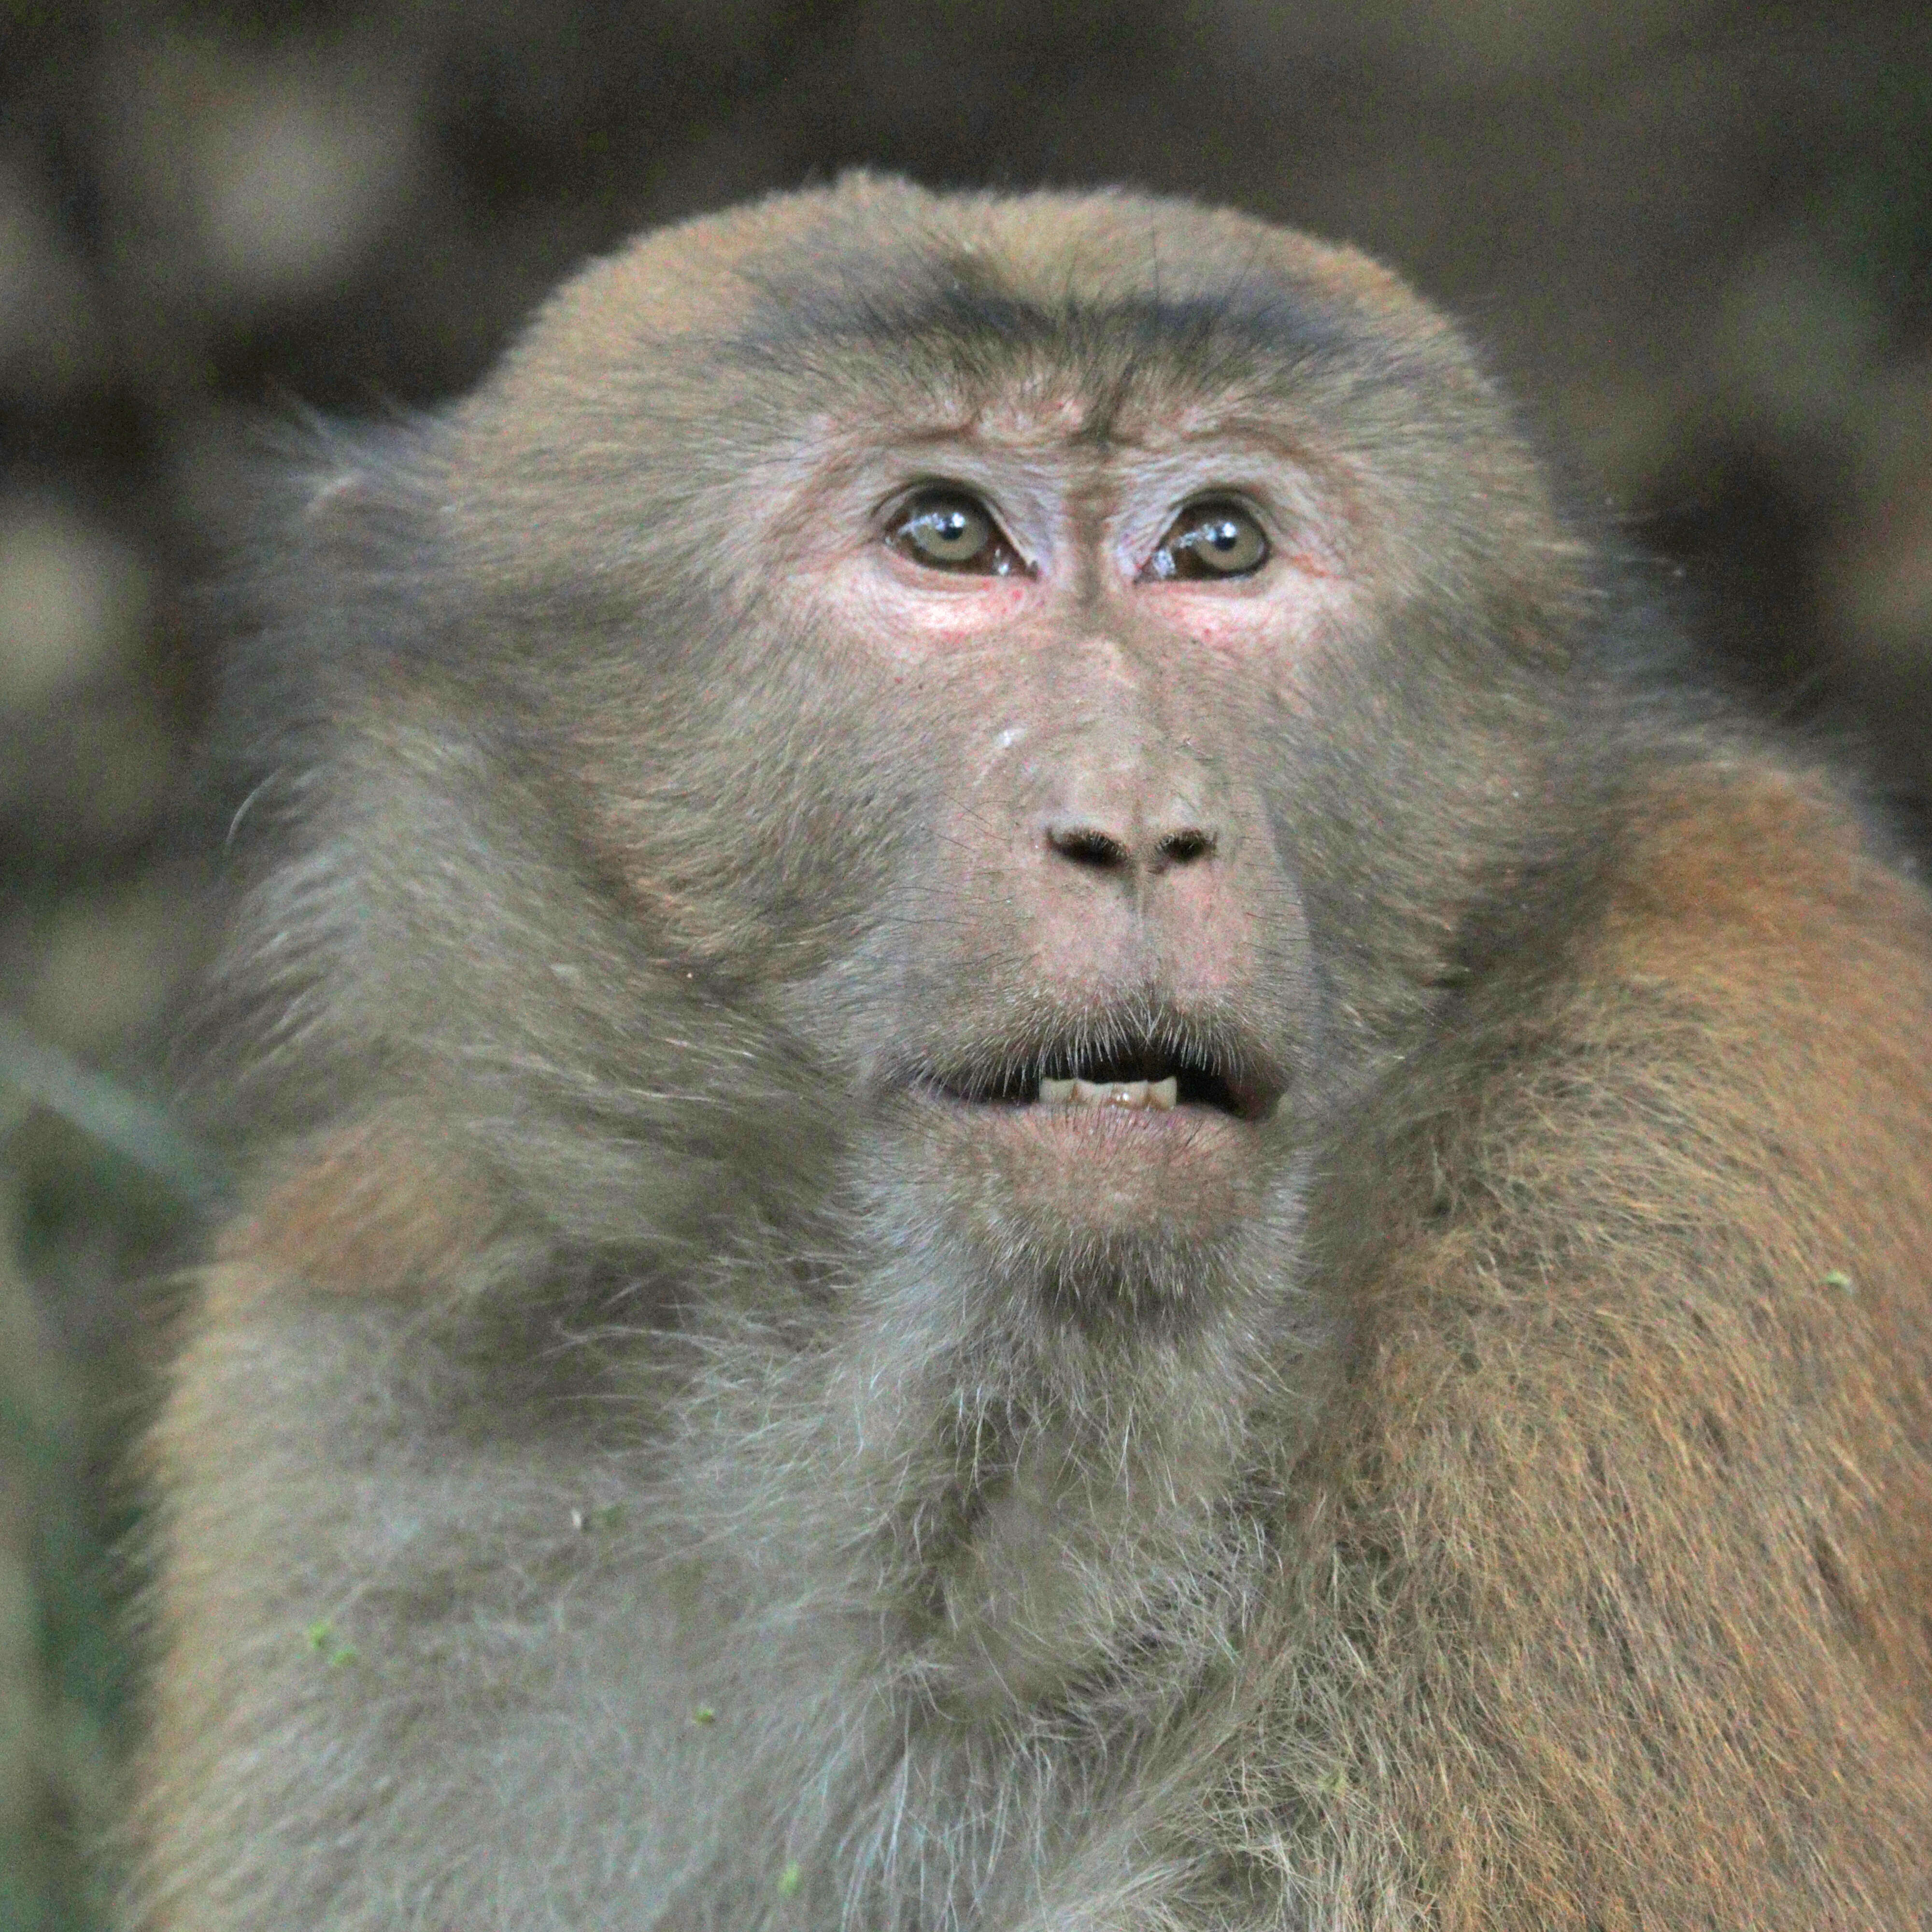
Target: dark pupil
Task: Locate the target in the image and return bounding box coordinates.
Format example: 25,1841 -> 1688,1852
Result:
1200,517 -> 1241,553
933,509 -> 970,544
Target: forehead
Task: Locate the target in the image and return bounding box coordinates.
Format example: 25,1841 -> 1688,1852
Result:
456,183 -> 1510,541
502,182 -> 1466,424
724,254 -> 1432,446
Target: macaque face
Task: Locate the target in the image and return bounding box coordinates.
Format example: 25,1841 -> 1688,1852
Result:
448,201 -> 1570,1330
745,397 -> 1353,1298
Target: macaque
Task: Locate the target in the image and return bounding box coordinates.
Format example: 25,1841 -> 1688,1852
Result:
129,176 -> 1932,1930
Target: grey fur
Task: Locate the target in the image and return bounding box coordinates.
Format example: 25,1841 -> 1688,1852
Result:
128,179 -> 1932,1930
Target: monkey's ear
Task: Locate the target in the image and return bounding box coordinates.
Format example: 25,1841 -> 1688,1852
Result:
280,429 -> 438,572
294,464 -> 389,556
272,466 -> 398,584
302,467 -> 374,521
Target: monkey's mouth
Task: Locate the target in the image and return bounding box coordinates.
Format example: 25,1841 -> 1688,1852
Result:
922,1031 -> 1277,1123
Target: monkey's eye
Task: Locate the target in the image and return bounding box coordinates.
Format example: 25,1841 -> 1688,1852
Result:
1146,499 -> 1270,580
887,490 -> 1024,576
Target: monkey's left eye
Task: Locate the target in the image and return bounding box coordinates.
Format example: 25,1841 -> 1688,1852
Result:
1145,499 -> 1270,580
887,490 -> 1025,576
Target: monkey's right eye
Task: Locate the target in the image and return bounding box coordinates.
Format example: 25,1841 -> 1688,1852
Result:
886,491 -> 1025,576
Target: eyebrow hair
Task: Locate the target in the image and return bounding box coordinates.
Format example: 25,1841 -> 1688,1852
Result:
727,245 -> 1386,432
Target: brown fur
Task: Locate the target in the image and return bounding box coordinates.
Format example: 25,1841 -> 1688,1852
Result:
219,1111 -> 503,1301
1223,765 -> 1932,1927
127,178 -> 1932,1930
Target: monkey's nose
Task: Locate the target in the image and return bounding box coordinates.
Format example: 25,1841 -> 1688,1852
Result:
1044,817 -> 1219,873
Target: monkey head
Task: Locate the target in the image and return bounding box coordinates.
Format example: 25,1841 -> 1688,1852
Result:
222,178 -> 1594,1353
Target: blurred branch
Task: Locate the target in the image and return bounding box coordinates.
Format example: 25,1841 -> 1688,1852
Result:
0,1011 -> 222,1208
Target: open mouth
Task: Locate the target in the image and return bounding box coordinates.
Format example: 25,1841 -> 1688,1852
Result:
923,1024 -> 1277,1123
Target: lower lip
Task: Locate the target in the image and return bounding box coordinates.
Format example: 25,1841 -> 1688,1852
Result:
906,1091 -> 1270,1230
922,1092 -> 1255,1152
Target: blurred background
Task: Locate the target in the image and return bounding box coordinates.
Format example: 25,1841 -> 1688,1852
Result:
0,0 -> 1928,1922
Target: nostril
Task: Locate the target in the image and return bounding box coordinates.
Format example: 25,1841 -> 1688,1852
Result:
1048,824 -> 1130,869
1157,828 -> 1217,866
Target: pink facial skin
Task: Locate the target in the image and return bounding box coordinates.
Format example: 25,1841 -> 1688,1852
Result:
752,398 -> 1352,1253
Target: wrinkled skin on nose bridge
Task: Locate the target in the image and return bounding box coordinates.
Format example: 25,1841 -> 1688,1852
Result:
1040,710 -> 1229,878
1002,616 -> 1248,859
916,617 -> 1285,1001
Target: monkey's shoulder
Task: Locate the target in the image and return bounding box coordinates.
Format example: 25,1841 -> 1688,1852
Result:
1592,754 -> 1932,1018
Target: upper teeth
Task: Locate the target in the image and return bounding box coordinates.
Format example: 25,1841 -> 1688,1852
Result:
1038,1076 -> 1179,1111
